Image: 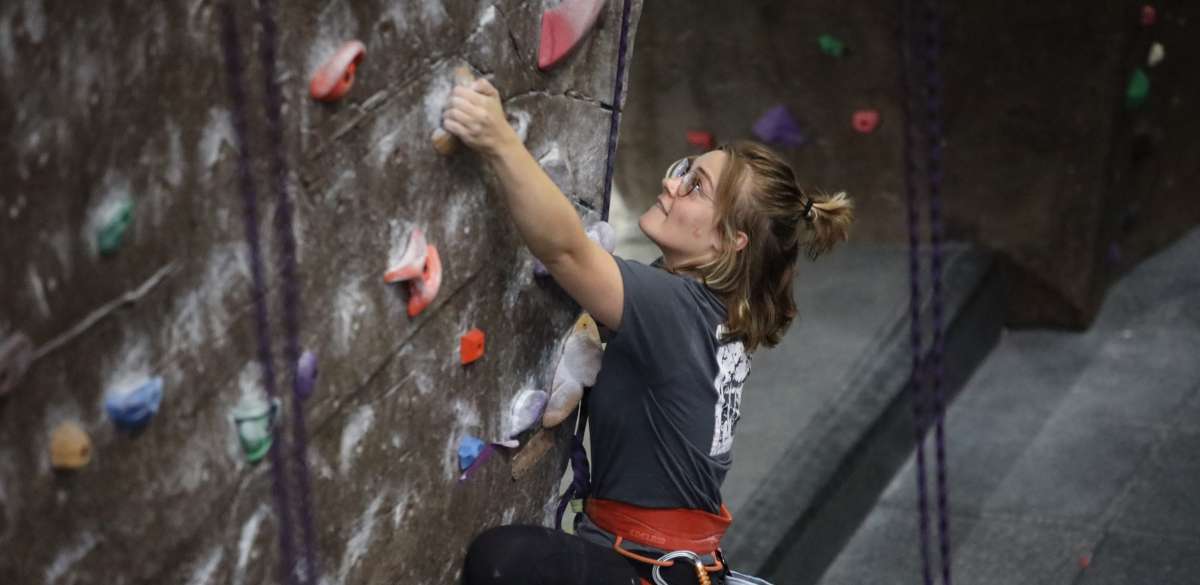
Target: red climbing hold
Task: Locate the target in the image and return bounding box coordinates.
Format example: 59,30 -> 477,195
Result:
852,109 -> 880,134
1141,5 -> 1156,26
384,229 -> 428,284
686,131 -> 715,150
310,41 -> 366,102
538,0 -> 605,71
460,328 -> 486,365
408,245 -> 442,317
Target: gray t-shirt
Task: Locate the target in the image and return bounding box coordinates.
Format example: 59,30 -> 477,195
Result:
586,256 -> 752,514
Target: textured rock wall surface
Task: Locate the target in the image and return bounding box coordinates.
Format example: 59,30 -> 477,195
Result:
0,1 -> 640,583
615,0 -> 1199,327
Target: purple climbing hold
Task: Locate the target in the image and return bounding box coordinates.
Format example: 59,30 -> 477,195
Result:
505,389 -> 548,442
297,350 -> 318,400
752,105 -> 807,148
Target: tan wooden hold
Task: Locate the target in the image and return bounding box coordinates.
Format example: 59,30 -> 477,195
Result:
511,429 -> 556,481
431,66 -> 477,155
50,421 -> 92,470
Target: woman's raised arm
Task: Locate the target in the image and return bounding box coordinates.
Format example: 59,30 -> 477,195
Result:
442,78 -> 623,329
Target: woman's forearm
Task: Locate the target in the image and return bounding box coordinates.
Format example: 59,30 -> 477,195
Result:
485,136 -> 588,264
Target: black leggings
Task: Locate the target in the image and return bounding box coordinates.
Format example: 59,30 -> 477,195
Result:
463,525 -> 725,585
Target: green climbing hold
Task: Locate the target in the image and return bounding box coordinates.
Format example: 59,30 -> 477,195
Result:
1125,68 -> 1149,109
818,34 -> 846,58
97,199 -> 134,256
233,396 -> 278,463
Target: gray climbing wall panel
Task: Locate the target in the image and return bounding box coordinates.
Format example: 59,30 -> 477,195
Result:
0,1 -> 641,583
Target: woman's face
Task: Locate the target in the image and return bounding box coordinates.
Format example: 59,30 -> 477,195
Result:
638,150 -> 730,268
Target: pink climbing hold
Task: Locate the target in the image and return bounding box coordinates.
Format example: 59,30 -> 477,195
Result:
686,131 -> 715,150
1141,5 -> 1156,26
310,41 -> 366,102
538,0 -> 606,71
852,109 -> 881,134
384,229 -> 428,284
407,245 -> 442,317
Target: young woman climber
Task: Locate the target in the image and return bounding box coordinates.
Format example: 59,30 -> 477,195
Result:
443,78 -> 853,585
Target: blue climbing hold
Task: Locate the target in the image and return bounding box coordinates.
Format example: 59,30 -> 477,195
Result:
752,105 -> 807,148
297,350 -> 318,400
457,435 -> 487,471
104,377 -> 164,432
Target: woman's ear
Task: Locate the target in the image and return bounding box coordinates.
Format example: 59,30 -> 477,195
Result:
734,231 -> 749,252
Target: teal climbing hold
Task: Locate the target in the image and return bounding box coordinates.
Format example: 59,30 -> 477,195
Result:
233,396 -> 279,463
818,34 -> 846,58
1125,68 -> 1149,109
97,199 -> 134,256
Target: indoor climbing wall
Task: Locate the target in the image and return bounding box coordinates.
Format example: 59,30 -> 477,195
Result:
0,1 -> 640,583
616,0 -> 1199,328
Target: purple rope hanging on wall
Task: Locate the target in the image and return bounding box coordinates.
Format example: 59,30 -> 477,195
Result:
600,0 -> 635,221
899,0 -> 952,583
218,5 -> 299,584
254,0 -> 320,582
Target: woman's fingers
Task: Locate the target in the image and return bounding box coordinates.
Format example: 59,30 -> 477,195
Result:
472,78 -> 499,98
442,118 -> 470,139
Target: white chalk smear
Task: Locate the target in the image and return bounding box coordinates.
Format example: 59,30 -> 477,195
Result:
186,547 -> 224,585
198,107 -> 235,171
27,265 -> 50,317
337,493 -> 384,585
23,0 -> 46,43
233,505 -> 269,585
44,531 -> 98,584
339,404 -> 375,475
334,277 -> 370,355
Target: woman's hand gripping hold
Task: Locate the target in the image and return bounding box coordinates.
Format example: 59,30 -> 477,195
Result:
442,78 -> 519,161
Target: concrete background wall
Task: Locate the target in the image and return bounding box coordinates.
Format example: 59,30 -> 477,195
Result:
615,0 -> 1199,328
0,1 -> 639,583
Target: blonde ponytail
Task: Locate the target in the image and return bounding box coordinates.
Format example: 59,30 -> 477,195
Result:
801,191 -> 854,260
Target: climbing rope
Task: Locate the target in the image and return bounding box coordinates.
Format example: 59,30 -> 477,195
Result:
899,0 -> 952,583
600,0 -> 635,221
557,0 -> 633,529
255,0 -> 320,581
220,2 -> 320,583
218,5 -> 298,584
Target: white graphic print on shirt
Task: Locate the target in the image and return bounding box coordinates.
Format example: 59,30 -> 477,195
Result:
710,325 -> 751,456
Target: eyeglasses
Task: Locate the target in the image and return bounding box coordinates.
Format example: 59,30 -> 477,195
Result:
663,157 -> 704,198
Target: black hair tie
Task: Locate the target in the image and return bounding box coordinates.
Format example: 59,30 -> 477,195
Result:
802,198 -> 815,222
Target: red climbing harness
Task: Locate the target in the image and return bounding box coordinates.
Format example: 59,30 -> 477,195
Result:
586,497 -> 730,582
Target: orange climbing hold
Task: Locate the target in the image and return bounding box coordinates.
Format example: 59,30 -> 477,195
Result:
50,422 -> 92,470
407,245 -> 442,317
460,328 -> 486,365
310,41 -> 366,102
538,0 -> 605,71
